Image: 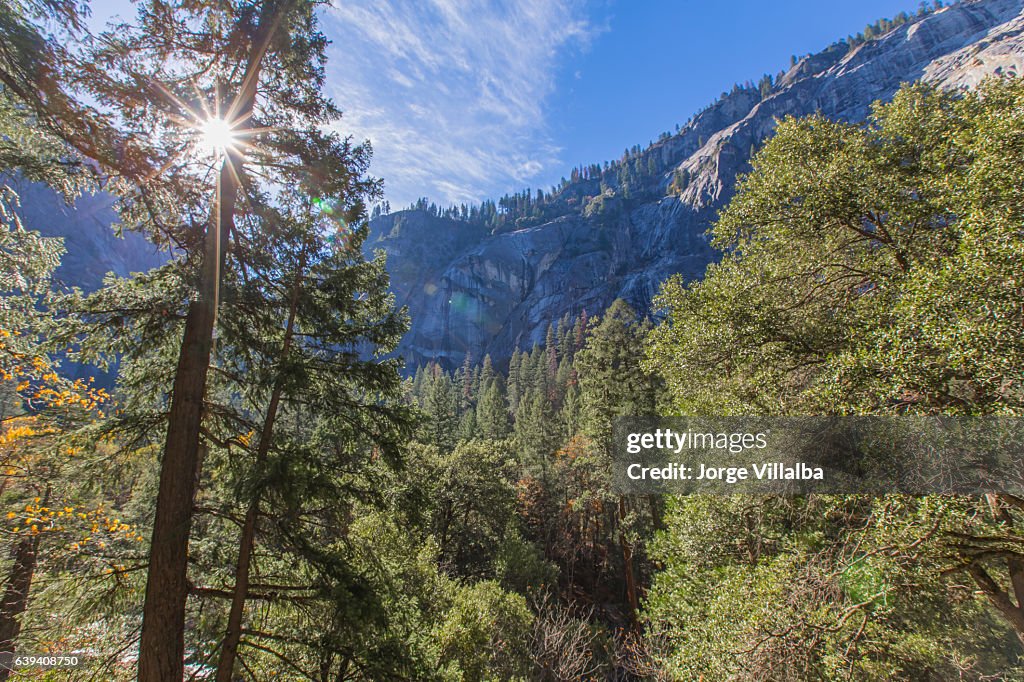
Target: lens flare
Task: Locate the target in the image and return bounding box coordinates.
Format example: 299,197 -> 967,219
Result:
312,197 -> 335,216
199,117 -> 238,155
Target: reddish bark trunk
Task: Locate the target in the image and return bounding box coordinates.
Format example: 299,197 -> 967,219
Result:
618,496 -> 639,624
136,4 -> 288,679
0,535 -> 40,682
215,248 -> 306,682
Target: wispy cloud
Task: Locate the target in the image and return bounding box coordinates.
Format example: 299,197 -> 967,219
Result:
323,0 -> 597,208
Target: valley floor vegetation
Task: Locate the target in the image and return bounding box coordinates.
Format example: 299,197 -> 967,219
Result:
1,0 -> 1023,680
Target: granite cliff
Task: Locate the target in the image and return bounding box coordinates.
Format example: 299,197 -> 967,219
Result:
6,177 -> 165,293
10,0 -> 1024,372
369,0 -> 1024,370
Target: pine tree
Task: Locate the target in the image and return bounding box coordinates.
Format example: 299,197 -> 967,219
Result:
471,365 -> 482,402
206,200 -> 412,679
576,299 -> 660,622
526,344 -> 545,397
507,350 -> 522,413
116,4 -> 323,677
560,383 -> 582,440
476,380 -> 510,440
545,323 -> 559,402
458,408 -> 477,441
514,388 -> 559,484
577,300 -> 658,453
424,367 -> 459,452
412,365 -> 427,406
555,355 -> 574,399
480,353 -> 495,391
5,1 -> 397,675
459,352 -> 474,409
556,314 -> 572,359
574,309 -> 588,351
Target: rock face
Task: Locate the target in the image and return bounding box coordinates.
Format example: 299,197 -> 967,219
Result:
4,178 -> 167,385
10,0 -> 1024,371
5,177 -> 165,292
370,0 -> 1024,370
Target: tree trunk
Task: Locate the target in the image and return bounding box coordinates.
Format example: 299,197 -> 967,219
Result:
214,498 -> 258,682
137,4 -> 288,679
967,493 -> 1024,645
0,535 -> 40,682
647,494 -> 664,532
215,248 -> 306,682
967,562 -> 1024,645
618,496 -> 639,625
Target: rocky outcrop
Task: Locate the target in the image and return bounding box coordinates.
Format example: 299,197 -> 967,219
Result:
373,0 -> 1024,370
372,207 -> 717,367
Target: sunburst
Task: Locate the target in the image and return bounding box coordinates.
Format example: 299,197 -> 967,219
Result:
197,116 -> 240,157
146,77 -> 273,173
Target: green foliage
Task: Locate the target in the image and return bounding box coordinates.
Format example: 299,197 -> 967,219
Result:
411,440 -> 520,578
402,305 -> 665,671
577,299 -> 660,452
422,366 -> 460,451
644,495 -> 1022,680
434,580 -> 533,681
5,0 -> 1019,677
2,0 -> 419,676
647,79 -> 1024,416
513,388 -> 559,480
0,91 -> 151,677
476,380 -> 510,440
494,527 -> 559,596
0,91 -> 93,338
642,77 -> 1024,679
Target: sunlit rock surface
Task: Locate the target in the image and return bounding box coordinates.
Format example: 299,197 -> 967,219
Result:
13,0 -> 1024,372
370,0 -> 1024,370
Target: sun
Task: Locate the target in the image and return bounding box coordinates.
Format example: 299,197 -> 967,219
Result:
198,117 -> 239,156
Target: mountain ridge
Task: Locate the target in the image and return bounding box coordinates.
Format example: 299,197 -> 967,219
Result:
368,0 -> 1024,370
12,0 -> 1024,372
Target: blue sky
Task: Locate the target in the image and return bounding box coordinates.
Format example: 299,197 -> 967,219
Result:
91,0 -> 926,208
